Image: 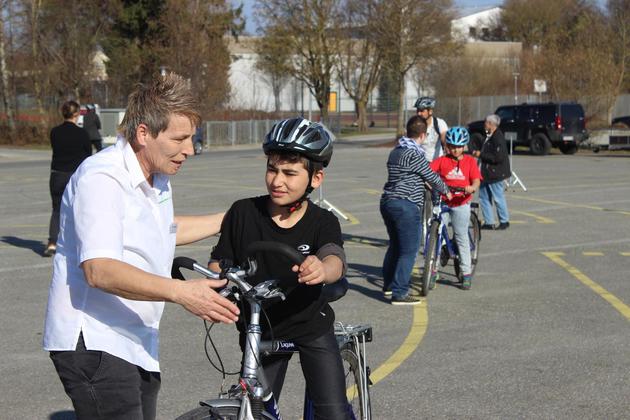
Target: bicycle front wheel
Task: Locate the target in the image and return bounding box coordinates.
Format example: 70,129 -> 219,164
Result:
341,344 -> 371,420
421,221 -> 440,297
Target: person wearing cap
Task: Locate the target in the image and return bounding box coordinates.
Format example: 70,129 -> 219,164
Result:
209,117 -> 350,419
83,103 -> 103,152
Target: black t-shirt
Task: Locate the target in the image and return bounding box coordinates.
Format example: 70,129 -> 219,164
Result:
211,196 -> 344,342
50,121 -> 92,172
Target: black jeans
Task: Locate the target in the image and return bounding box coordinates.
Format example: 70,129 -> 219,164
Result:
48,170 -> 72,243
260,326 -> 350,419
50,334 -> 161,420
91,139 -> 103,152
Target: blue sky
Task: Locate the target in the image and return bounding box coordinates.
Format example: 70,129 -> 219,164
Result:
238,0 -> 503,34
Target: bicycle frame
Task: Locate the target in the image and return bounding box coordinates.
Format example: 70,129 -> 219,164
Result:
172,242 -> 372,420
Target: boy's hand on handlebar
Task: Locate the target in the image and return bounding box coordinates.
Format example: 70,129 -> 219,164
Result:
446,191 -> 453,201
174,279 -> 240,323
464,185 -> 475,194
293,255 -> 326,286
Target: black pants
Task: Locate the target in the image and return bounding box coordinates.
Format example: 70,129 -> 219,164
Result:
50,334 -> 161,420
92,139 -> 103,152
48,170 -> 72,243
260,326 -> 350,419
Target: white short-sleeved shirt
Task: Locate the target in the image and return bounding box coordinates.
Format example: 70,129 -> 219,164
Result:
424,117 -> 448,162
43,137 -> 176,372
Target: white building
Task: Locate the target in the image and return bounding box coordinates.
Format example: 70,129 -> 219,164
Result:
451,6 -> 502,42
227,6 -> 518,114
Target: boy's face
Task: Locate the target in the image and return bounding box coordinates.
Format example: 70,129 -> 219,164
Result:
446,144 -> 465,159
265,158 -> 323,207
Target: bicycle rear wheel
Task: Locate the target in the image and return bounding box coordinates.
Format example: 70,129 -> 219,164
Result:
469,212 -> 481,275
341,343 -> 371,420
421,221 -> 440,297
175,402 -> 275,420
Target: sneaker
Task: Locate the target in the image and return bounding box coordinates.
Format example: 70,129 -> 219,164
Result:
462,274 -> 472,290
481,224 -> 495,230
497,222 -> 510,230
44,242 -> 56,257
383,289 -> 392,297
429,273 -> 439,290
391,295 -> 422,305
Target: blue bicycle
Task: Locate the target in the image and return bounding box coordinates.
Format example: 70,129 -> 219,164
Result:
420,190 -> 481,296
173,241 -> 372,420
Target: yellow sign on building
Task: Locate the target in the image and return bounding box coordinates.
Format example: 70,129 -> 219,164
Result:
328,92 -> 337,112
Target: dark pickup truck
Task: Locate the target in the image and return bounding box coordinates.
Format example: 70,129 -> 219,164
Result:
467,102 -> 588,155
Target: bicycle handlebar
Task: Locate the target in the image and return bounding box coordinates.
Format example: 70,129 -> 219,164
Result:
245,241 -> 305,265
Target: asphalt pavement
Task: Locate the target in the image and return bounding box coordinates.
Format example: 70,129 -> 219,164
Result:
1,141 -> 629,419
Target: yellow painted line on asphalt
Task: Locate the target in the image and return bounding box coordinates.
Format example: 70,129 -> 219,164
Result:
543,252 -> 630,322
343,211 -> 360,226
364,188 -> 381,195
369,302 -> 428,385
513,196 -> 630,217
344,226 -> 429,391
511,210 -> 555,224
621,252 -> 630,256
582,252 -> 604,256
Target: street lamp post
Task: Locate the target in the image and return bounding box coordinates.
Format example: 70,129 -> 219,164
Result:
513,72 -> 520,104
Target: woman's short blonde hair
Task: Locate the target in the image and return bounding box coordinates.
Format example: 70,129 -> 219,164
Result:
119,73 -> 201,143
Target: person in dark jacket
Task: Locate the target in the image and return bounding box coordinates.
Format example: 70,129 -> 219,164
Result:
471,114 -> 510,230
45,101 -> 92,256
83,104 -> 103,152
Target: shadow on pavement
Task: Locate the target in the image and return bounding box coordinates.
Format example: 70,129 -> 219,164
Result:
342,233 -> 388,249
1,235 -> 47,256
49,411 -> 76,420
346,262 -> 389,302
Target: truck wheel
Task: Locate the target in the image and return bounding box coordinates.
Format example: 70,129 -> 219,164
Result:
559,143 -> 577,155
530,134 -> 551,155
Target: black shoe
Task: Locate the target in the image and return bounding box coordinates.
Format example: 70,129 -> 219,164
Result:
497,222 -> 510,230
481,224 -> 495,230
391,295 -> 422,305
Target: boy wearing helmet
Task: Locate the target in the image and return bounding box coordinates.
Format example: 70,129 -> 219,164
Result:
414,96 -> 448,162
430,126 -> 482,290
209,117 -> 350,418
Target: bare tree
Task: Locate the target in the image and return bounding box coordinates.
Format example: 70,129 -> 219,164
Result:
372,0 -> 454,135
335,0 -> 383,132
254,28 -> 291,113
257,0 -> 342,123
0,2 -> 16,136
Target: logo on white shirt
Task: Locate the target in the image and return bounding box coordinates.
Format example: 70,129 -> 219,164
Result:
446,166 -> 465,181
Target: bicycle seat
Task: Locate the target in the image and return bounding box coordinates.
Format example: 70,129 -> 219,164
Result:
321,277 -> 349,303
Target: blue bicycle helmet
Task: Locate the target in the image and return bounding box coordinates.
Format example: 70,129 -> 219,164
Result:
445,126 -> 470,146
414,96 -> 436,110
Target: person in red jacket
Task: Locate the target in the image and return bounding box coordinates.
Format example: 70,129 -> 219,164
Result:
430,127 -> 481,290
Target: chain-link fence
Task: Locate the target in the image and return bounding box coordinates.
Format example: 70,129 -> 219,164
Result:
203,115 -> 342,147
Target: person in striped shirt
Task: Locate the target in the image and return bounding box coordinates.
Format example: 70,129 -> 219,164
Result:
380,116 -> 451,305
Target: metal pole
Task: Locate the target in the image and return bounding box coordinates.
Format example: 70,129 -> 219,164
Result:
513,72 -> 520,104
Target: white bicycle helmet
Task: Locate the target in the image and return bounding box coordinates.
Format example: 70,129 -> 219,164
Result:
414,96 -> 436,110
